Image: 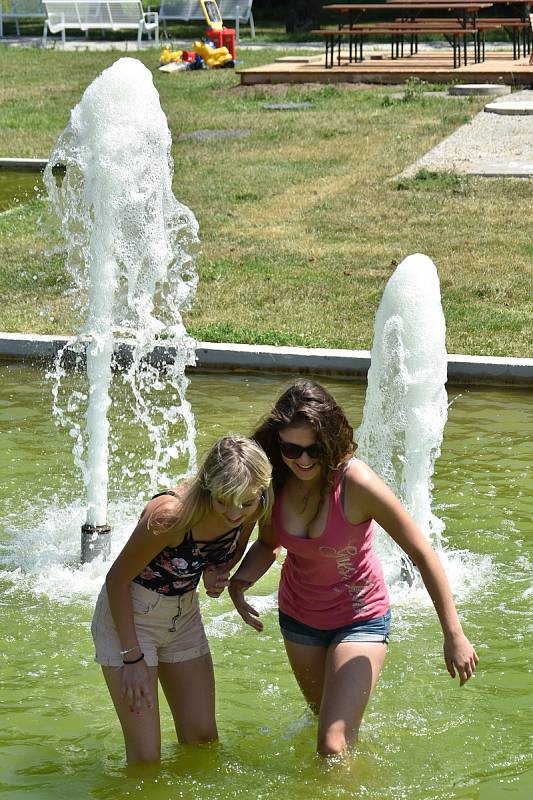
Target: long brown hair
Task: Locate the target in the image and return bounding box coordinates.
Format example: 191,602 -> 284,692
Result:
252,380 -> 355,495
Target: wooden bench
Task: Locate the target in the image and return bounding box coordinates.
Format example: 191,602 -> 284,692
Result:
0,0 -> 45,38
42,0 -> 159,48
407,16 -> 531,59
157,0 -> 255,40
313,25 -> 482,68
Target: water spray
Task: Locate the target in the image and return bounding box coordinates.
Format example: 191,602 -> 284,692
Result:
357,253 -> 448,586
44,58 -> 200,563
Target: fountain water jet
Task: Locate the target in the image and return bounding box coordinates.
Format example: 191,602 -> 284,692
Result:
44,57 -> 199,562
357,253 -> 448,585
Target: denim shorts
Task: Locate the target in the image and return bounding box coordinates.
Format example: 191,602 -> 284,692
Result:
279,608 -> 391,647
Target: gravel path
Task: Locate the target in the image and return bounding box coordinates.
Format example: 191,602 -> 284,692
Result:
400,90 -> 533,176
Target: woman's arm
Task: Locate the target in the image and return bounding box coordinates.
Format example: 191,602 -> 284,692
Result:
228,521 -> 281,632
104,495 -> 185,710
202,522 -> 256,598
345,460 -> 479,686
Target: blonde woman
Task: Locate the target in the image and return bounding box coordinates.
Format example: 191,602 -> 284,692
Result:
91,435 -> 273,763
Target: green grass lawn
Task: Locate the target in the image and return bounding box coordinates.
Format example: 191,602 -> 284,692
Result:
0,47 -> 531,357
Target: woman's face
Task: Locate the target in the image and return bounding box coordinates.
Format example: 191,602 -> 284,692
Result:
211,485 -> 262,527
278,424 -> 322,482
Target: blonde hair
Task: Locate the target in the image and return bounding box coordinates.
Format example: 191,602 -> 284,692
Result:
148,435 -> 273,536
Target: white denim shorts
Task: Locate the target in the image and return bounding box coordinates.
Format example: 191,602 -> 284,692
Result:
91,582 -> 210,667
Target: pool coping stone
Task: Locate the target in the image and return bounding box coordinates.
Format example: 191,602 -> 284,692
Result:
0,332 -> 531,386
0,157 -> 48,171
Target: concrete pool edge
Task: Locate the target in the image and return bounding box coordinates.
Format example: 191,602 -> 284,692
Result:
0,158 -> 48,171
0,332 -> 531,386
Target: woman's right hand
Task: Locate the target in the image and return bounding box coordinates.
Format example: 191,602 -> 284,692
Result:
229,579 -> 264,632
121,659 -> 154,713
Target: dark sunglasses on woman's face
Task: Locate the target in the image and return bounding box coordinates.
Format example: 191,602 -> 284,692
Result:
278,438 -> 322,460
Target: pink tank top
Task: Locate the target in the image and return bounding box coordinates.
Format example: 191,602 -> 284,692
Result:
274,466 -> 390,629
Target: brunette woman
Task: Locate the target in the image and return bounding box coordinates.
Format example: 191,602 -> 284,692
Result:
229,381 -> 478,757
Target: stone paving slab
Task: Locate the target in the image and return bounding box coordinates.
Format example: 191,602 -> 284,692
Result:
484,101 -> 533,115
399,90 -> 533,178
473,160 -> 533,177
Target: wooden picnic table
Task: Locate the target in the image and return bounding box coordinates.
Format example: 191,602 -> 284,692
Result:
318,2 -> 498,66
322,2 -> 531,60
323,3 -> 495,28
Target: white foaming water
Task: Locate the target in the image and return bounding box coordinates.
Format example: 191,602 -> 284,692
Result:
205,593 -> 278,638
357,254 -> 454,592
0,494 -> 490,613
1,498 -> 138,602
44,57 -> 199,527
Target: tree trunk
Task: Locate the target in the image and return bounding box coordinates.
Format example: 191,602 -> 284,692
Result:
286,0 -> 323,34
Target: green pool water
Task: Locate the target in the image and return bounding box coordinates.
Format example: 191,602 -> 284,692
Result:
1,364 -> 531,800
0,172 -> 42,212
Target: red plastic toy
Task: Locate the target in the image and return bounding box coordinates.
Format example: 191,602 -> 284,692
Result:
206,25 -> 236,60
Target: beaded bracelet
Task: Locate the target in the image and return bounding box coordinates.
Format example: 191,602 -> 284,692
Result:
122,653 -> 145,665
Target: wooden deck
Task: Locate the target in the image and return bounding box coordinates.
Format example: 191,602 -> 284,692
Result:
239,50 -> 533,86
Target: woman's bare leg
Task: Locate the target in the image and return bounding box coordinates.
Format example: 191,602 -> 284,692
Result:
317,641 -> 387,757
101,665 -> 161,763
158,653 -> 218,744
282,638 -> 328,714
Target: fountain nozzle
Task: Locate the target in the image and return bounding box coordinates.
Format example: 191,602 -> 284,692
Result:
81,523 -> 111,563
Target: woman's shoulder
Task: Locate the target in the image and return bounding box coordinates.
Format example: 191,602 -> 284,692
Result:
340,458 -> 382,523
145,484 -> 186,511
141,485 -> 188,538
342,458 -> 383,498
343,457 -> 374,484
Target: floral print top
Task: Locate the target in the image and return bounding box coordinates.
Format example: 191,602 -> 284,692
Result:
132,492 -> 241,596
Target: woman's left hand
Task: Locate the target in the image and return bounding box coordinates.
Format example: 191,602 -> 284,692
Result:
443,632 -> 479,686
203,566 -> 230,598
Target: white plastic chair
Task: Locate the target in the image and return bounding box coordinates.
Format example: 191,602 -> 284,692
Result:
218,1 -> 255,39
42,0 -> 158,49
0,0 -> 45,38
157,0 -> 255,41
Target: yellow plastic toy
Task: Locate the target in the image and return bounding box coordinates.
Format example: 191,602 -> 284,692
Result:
159,47 -> 184,65
200,0 -> 223,31
192,39 -> 232,68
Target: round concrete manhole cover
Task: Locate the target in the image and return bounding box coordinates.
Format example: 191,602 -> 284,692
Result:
449,84 -> 511,96
484,102 -> 533,115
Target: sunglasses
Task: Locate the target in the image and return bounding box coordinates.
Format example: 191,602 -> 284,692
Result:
278,438 -> 322,461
